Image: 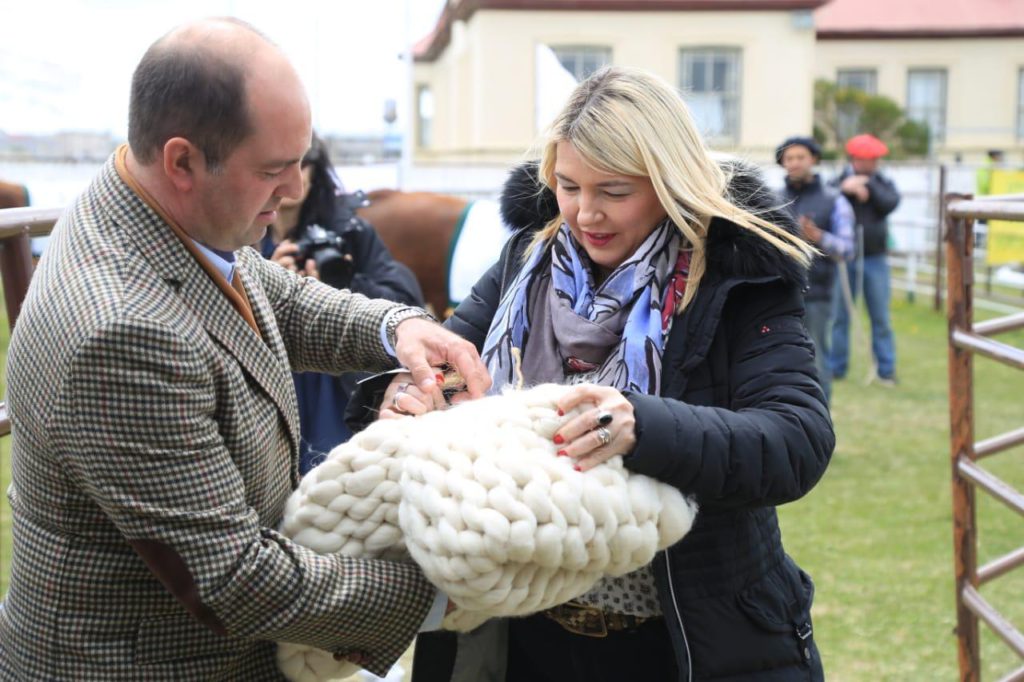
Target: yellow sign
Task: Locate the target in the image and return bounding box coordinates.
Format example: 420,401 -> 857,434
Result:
986,169 -> 1024,266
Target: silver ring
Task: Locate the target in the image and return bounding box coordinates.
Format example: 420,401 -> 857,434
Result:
391,383 -> 413,414
596,410 -> 613,426
595,426 -> 611,446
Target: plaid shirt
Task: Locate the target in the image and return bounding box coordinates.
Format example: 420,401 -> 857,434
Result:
0,155 -> 434,680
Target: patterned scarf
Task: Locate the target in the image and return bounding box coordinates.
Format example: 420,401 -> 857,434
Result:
481,221 -> 690,395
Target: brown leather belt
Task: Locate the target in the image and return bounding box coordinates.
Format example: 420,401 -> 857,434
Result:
543,600 -> 655,638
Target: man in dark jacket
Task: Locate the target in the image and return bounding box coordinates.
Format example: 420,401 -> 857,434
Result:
776,136 -> 853,404
829,134 -> 901,385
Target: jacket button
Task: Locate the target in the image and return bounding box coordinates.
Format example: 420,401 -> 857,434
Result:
803,646 -> 811,659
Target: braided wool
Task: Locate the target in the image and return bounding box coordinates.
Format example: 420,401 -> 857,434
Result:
276,383 -> 698,681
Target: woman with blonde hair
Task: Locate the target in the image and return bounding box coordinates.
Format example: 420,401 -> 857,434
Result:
366,66 -> 832,682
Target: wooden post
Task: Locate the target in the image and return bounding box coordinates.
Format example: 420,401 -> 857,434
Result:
934,165 -> 947,312
0,233 -> 35,330
945,193 -> 980,681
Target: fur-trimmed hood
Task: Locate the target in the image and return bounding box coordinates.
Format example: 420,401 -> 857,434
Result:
499,160 -> 807,288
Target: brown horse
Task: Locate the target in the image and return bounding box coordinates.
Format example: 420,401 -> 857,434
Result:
0,180 -> 30,210
357,189 -> 471,317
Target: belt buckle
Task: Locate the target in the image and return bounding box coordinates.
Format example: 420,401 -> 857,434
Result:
547,601 -> 608,638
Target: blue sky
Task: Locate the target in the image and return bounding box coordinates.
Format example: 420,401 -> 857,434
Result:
0,0 -> 446,136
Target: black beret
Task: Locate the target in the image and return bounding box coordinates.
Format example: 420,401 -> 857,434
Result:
775,136 -> 821,165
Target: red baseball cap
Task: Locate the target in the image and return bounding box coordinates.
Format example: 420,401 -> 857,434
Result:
845,134 -> 889,159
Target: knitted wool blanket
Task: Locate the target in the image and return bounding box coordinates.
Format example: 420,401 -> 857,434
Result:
276,383 -> 698,681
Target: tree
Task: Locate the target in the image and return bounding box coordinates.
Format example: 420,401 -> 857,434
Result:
813,79 -> 930,159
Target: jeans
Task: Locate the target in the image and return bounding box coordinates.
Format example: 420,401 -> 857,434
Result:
830,254 -> 896,379
804,299 -> 833,404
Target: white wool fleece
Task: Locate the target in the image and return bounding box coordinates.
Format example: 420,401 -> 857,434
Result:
276,383 -> 698,682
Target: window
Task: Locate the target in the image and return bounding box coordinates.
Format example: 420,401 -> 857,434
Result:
679,48 -> 742,142
416,85 -> 434,148
551,46 -> 611,81
906,69 -> 947,143
1018,68 -> 1024,139
837,69 -> 877,95
836,69 -> 878,140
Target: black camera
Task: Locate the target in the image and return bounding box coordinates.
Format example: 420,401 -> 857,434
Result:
338,189 -> 370,216
294,224 -> 353,289
293,190 -> 370,290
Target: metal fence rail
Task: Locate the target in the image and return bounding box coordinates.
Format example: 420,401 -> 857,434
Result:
0,206 -> 60,437
945,192 -> 1024,682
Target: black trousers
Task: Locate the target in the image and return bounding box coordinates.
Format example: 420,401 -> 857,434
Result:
506,612 -> 679,682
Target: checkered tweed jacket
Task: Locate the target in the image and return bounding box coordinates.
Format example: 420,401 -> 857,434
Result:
0,156 -> 435,680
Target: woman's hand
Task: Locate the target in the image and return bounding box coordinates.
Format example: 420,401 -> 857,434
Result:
270,240 -> 319,279
552,385 -> 637,472
378,371 -> 447,420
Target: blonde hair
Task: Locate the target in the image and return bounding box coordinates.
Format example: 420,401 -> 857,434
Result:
532,66 -> 814,312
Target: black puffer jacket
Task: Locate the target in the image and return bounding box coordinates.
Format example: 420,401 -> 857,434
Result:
356,162 -> 834,681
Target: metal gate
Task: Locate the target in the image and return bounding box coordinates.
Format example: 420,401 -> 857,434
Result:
945,193 -> 1024,682
0,207 -> 59,431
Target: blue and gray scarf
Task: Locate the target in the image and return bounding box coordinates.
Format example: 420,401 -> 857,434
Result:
481,221 -> 689,395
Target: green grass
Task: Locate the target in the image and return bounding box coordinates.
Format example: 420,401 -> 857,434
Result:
779,296 -> 1024,681
1,295 -> 1021,680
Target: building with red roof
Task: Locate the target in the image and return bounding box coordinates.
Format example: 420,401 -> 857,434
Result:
814,0 -> 1024,158
410,0 -> 1024,162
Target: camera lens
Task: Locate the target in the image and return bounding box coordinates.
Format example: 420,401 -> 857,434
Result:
315,248 -> 353,289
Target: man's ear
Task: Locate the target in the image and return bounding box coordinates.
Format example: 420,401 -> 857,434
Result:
162,137 -> 199,192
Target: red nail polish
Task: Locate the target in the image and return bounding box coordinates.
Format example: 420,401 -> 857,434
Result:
557,450 -> 568,457
553,434 -> 564,445
436,373 -> 444,384
557,408 -> 564,416
573,464 -> 582,472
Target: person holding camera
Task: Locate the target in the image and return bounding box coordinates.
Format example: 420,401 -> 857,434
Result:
260,133 -> 425,473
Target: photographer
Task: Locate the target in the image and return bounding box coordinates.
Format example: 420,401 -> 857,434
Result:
261,133 -> 424,473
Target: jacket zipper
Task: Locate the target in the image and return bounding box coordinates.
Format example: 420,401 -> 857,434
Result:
663,550 -> 693,682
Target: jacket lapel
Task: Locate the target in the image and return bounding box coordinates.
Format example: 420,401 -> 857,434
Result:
177,263 -> 302,457
97,159 -> 301,457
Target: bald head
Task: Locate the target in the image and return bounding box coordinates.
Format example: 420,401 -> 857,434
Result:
128,18 -> 300,170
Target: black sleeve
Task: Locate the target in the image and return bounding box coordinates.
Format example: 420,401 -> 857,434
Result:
345,225 -> 425,306
444,258 -> 505,350
445,228 -> 530,348
865,173 -> 901,217
624,282 -> 834,511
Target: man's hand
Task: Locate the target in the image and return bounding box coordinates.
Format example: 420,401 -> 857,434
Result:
393,317 -> 491,406
840,175 -> 870,203
800,216 -> 823,243
270,240 -> 319,279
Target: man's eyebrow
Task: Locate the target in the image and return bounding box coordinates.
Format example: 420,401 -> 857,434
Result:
262,157 -> 302,170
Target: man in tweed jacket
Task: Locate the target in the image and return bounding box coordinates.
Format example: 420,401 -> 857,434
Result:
0,18 -> 488,680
